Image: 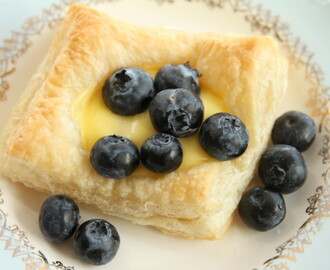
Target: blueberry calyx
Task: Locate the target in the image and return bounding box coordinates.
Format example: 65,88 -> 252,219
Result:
113,69 -> 132,90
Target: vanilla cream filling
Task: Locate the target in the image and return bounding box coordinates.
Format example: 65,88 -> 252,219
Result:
73,69 -> 229,177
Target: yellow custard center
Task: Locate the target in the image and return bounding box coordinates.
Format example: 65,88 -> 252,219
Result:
73,68 -> 228,177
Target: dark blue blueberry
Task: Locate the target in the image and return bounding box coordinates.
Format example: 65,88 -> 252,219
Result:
258,144 -> 307,194
90,135 -> 139,179
149,89 -> 204,137
102,67 -> 155,116
271,110 -> 316,152
141,133 -> 183,173
73,219 -> 120,265
238,186 -> 286,231
154,62 -> 201,95
199,113 -> 249,161
39,195 -> 80,242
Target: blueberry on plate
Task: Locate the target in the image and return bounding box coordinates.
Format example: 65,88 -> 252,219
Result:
271,110 -> 316,152
141,133 -> 183,173
154,62 -> 201,95
199,113 -> 249,161
39,195 -> 80,242
238,186 -> 286,231
258,144 -> 307,194
74,219 -> 120,265
149,89 -> 204,137
102,67 -> 155,116
90,135 -> 140,179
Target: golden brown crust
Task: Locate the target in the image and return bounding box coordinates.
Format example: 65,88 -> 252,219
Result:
0,4 -> 287,240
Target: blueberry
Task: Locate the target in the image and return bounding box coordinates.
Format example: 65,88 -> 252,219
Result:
271,111 -> 316,152
141,133 -> 183,173
238,186 -> 286,231
39,195 -> 80,242
258,144 -> 307,194
154,62 -> 201,95
90,135 -> 139,179
199,113 -> 249,161
149,89 -> 204,137
73,219 -> 120,265
102,67 -> 155,116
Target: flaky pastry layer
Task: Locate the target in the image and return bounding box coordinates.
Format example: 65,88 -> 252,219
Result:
0,4 -> 287,240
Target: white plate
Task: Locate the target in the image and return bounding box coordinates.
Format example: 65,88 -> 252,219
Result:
1,1 -> 330,269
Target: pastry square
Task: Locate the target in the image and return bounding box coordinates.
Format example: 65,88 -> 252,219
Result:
0,4 -> 287,240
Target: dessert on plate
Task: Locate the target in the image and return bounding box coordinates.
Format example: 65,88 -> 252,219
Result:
0,3 -> 287,240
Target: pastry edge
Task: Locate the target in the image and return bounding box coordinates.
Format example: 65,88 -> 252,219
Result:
0,4 -> 288,240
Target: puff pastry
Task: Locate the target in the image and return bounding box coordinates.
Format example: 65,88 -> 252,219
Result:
0,4 -> 287,240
